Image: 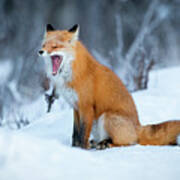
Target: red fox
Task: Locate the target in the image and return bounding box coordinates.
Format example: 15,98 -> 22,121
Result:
39,24 -> 180,149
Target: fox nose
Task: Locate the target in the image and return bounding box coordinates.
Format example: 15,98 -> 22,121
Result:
38,50 -> 44,55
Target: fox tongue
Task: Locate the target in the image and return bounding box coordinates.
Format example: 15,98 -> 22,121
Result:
51,56 -> 62,75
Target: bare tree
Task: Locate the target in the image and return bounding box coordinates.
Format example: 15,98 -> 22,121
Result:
0,0 -> 179,127
116,0 -> 168,91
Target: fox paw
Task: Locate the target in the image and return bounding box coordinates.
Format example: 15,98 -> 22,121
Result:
89,140 -> 97,149
96,139 -> 112,150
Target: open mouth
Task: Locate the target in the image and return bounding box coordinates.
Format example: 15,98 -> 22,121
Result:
51,55 -> 63,76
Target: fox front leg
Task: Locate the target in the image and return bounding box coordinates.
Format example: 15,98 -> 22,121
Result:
78,107 -> 94,149
72,109 -> 81,147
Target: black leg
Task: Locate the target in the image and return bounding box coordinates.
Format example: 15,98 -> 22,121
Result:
72,123 -> 80,147
72,107 -> 94,149
72,109 -> 81,147
79,122 -> 86,148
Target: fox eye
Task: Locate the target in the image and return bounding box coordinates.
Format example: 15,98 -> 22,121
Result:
52,44 -> 57,48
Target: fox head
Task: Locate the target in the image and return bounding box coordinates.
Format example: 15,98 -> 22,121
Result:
39,24 -> 79,78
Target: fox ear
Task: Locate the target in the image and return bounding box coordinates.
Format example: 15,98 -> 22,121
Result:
68,24 -> 79,33
46,24 -> 55,32
68,24 -> 80,43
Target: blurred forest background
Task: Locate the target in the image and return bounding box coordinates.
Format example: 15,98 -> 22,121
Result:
0,0 -> 180,127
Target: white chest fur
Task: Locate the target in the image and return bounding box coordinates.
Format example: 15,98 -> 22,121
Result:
52,75 -> 78,108
56,81 -> 78,108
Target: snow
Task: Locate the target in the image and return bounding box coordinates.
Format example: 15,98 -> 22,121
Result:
177,135 -> 180,145
0,66 -> 180,180
0,60 -> 12,85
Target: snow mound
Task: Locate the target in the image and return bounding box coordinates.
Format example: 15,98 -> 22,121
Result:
0,66 -> 180,180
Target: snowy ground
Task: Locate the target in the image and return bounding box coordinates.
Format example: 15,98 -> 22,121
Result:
0,67 -> 180,180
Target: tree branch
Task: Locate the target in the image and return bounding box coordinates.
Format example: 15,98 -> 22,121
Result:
115,13 -> 123,58
125,0 -> 159,62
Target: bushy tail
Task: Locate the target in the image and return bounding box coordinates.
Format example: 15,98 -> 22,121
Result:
138,121 -> 180,145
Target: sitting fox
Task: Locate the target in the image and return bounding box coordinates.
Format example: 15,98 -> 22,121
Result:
39,24 -> 180,149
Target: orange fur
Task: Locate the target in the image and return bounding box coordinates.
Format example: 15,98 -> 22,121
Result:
41,26 -> 180,149
138,121 -> 180,145
68,41 -> 140,148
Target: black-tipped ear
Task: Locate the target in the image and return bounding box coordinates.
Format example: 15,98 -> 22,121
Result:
68,24 -> 79,33
46,24 -> 55,32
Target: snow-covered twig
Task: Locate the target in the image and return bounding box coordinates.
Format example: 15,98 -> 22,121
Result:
125,0 -> 159,62
115,14 -> 123,58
